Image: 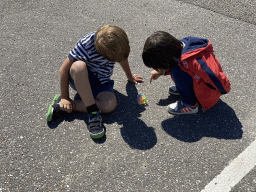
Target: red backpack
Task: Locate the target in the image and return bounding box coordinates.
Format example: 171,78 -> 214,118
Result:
171,36 -> 231,110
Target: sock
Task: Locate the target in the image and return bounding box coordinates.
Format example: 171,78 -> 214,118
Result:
87,104 -> 99,114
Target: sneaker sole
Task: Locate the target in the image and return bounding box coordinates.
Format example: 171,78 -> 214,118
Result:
90,131 -> 105,139
169,91 -> 180,96
46,94 -> 60,121
168,107 -> 198,115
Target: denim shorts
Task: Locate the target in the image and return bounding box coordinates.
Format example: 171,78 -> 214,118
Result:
69,70 -> 114,99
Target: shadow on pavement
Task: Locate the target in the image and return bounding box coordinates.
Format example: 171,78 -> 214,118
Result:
161,99 -> 243,142
47,104 -> 89,128
47,111 -> 107,143
47,95 -> 108,143
47,82 -> 157,148
103,82 -> 157,150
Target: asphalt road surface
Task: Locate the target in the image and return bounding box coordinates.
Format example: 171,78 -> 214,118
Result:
1,0 -> 256,191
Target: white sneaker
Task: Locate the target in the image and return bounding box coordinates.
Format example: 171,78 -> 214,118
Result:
168,100 -> 198,115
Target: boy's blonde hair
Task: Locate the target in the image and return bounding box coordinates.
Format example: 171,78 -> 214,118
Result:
95,25 -> 130,62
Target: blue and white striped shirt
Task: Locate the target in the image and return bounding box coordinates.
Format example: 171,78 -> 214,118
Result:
68,32 -> 115,84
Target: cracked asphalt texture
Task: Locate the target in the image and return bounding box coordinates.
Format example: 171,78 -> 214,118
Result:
1,0 -> 256,191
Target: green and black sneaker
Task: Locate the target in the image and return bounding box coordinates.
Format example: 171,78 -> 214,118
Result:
46,94 -> 61,121
88,111 -> 105,139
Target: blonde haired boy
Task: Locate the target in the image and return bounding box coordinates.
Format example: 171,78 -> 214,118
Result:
47,25 -> 143,139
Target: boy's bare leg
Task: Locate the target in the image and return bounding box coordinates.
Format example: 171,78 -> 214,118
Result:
70,60 -> 117,113
70,61 -> 96,110
96,92 -> 117,113
74,92 -> 117,113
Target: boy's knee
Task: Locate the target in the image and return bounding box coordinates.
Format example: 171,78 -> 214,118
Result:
70,61 -> 88,78
97,93 -> 117,113
101,99 -> 117,113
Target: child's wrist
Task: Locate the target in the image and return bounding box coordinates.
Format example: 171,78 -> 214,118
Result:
128,77 -> 134,82
127,74 -> 134,80
160,70 -> 166,75
60,94 -> 70,100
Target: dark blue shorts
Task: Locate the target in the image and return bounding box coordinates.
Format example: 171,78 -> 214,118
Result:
69,70 -> 114,99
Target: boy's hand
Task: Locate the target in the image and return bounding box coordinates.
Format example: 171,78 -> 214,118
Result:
60,98 -> 75,113
128,74 -> 144,84
119,59 -> 143,84
150,70 -> 163,83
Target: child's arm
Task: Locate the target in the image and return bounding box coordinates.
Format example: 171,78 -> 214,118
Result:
150,69 -> 166,83
59,57 -> 75,113
119,59 -> 143,84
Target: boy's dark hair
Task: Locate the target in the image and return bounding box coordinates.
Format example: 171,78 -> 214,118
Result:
142,31 -> 183,70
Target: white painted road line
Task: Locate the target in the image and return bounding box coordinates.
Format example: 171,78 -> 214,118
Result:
201,139 -> 256,192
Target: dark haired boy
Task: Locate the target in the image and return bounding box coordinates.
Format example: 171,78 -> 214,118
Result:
142,31 -> 231,114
